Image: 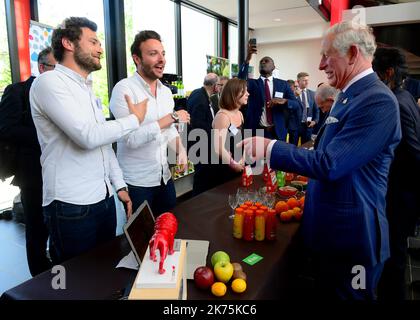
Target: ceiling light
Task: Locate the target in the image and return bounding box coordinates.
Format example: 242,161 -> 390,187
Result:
274,18 -> 281,22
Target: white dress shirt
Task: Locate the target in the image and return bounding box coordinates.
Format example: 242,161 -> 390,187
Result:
30,64 -> 139,206
259,75 -> 274,127
109,72 -> 178,187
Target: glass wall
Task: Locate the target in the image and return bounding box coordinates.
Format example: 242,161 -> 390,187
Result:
181,5 -> 217,94
38,0 -> 110,117
124,0 -> 176,77
228,24 -> 238,66
0,1 -> 11,96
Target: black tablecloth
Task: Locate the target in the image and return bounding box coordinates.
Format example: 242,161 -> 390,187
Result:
1,177 -> 300,300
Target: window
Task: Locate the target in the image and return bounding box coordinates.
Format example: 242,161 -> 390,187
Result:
38,0 -> 110,117
0,1 -> 11,96
124,0 -> 176,77
228,24 -> 238,66
181,6 -> 217,94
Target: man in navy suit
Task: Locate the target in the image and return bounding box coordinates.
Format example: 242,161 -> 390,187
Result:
240,21 -> 401,299
313,83 -> 337,134
288,72 -> 319,145
373,47 -> 420,300
238,44 -> 299,141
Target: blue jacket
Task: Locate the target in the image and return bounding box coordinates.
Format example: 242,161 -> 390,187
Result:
238,63 -> 299,140
288,88 -> 320,131
269,72 -> 401,267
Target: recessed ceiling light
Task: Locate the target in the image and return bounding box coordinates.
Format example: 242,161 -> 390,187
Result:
274,18 -> 281,22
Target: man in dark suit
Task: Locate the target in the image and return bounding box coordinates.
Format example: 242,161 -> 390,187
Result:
240,21 -> 401,299
288,72 -> 319,145
210,76 -> 228,112
313,83 -> 337,134
372,47 -> 420,301
0,47 -> 56,276
238,44 -> 299,141
187,73 -> 219,195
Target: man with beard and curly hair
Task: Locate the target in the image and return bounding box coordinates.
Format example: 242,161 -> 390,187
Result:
30,17 -> 148,264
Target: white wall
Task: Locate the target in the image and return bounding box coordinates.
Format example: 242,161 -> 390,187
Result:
248,38 -> 328,91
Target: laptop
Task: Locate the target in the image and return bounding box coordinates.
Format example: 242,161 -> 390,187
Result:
123,201 -> 156,265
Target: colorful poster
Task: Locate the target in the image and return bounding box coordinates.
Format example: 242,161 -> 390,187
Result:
29,21 -> 53,77
206,55 -> 230,77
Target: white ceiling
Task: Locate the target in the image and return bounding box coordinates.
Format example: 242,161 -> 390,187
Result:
189,0 -> 324,29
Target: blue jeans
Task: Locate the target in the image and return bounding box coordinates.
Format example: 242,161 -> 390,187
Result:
128,179 -> 176,218
43,196 -> 117,264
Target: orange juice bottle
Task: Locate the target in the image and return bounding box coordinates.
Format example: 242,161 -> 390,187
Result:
254,209 -> 265,241
232,208 -> 244,239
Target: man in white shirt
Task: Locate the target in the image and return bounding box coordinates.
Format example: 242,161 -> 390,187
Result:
30,17 -> 148,264
110,30 -> 190,217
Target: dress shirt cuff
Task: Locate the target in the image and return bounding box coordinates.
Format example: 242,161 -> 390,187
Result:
266,140 -> 277,170
113,181 -> 127,194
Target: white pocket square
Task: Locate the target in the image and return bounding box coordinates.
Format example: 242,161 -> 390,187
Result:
325,116 -> 339,124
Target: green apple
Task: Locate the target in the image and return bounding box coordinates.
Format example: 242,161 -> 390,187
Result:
214,261 -> 234,283
211,251 -> 230,267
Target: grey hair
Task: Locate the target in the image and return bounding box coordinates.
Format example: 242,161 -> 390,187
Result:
203,73 -> 218,86
37,46 -> 53,65
316,84 -> 338,102
326,21 -> 376,59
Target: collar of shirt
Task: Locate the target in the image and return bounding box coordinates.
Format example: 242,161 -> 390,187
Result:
342,68 -> 374,93
260,75 -> 273,83
134,71 -> 163,93
55,64 -> 92,87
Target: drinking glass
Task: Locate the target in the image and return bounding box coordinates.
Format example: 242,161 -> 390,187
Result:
228,194 -> 238,219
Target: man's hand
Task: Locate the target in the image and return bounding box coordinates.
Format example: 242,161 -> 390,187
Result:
175,110 -> 191,124
117,189 -> 132,219
269,98 -> 287,107
177,148 -> 188,172
307,121 -> 316,128
125,95 -> 148,124
245,42 -> 258,63
237,136 -> 273,162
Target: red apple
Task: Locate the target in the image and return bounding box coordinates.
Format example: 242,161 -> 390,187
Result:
194,266 -> 215,290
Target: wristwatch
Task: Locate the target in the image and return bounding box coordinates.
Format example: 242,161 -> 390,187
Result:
170,111 -> 179,123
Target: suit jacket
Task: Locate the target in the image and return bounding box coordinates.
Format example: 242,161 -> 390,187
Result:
269,72 -> 401,267
388,87 -> 420,191
238,63 -> 299,140
0,76 -> 42,187
288,88 -> 320,131
187,87 -> 215,135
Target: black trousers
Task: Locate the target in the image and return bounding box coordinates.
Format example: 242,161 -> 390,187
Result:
20,185 -> 52,276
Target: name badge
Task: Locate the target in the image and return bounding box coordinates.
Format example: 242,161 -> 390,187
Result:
95,98 -> 102,110
274,91 -> 284,99
229,124 -> 239,136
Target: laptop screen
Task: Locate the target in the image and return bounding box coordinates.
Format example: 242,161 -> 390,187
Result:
123,201 -> 156,265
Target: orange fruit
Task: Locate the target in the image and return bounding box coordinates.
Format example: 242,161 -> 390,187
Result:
294,210 -> 303,221
287,198 -> 299,209
231,279 -> 247,293
299,196 -> 305,208
211,282 -> 227,297
275,201 -> 289,214
280,210 -> 293,222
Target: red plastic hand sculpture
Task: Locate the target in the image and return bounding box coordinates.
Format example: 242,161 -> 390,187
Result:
149,212 -> 178,274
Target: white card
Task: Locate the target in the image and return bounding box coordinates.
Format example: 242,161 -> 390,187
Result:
274,91 -> 284,99
306,116 -> 312,122
228,124 -> 239,136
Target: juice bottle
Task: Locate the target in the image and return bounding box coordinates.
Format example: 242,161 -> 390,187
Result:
232,208 -> 244,239
254,209 -> 265,241
243,210 -> 255,241
265,209 -> 277,241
